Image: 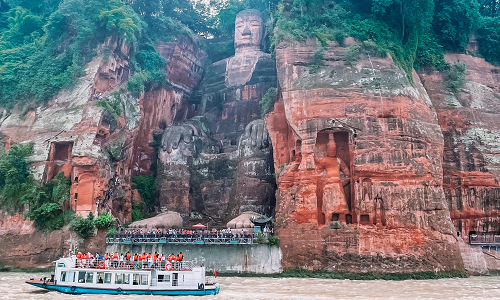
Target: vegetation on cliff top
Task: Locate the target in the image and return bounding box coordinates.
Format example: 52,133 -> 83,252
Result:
2,0 -> 500,110
271,0 -> 500,79
0,0 -> 205,110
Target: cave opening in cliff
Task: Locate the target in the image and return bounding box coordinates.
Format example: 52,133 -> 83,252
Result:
54,142 -> 72,161
44,141 -> 74,182
315,130 -> 352,226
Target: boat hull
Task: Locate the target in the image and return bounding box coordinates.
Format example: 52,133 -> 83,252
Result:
26,281 -> 220,295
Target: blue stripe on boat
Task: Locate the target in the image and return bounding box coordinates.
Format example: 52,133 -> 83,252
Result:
26,281 -> 220,295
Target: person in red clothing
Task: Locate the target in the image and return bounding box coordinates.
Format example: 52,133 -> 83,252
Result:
177,252 -> 183,262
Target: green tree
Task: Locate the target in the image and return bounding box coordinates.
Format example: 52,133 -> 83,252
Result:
476,16 -> 500,64
0,143 -> 33,208
70,211 -> 96,238
95,212 -> 115,229
132,175 -> 155,209
432,0 -> 480,52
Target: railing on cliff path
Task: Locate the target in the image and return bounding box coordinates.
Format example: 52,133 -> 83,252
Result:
469,233 -> 500,251
106,236 -> 256,245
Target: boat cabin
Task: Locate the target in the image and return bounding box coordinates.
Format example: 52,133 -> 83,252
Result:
53,257 -> 206,291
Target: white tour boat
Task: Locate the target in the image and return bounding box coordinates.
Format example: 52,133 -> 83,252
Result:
26,256 -> 220,295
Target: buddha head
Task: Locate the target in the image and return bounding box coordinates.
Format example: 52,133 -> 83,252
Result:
326,133 -> 337,158
234,9 -> 264,54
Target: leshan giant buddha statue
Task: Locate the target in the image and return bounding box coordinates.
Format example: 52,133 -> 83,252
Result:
158,9 -> 277,223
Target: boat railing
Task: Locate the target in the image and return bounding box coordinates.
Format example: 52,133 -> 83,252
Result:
106,236 -> 255,245
72,259 -> 194,271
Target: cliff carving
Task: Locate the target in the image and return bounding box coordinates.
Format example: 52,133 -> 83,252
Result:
157,9 -> 277,223
268,38 -> 463,273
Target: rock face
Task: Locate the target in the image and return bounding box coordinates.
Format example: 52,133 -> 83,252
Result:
0,211 -> 107,269
420,51 -> 500,238
267,39 -> 463,272
130,39 -> 206,176
0,35 -> 206,267
157,9 -> 277,223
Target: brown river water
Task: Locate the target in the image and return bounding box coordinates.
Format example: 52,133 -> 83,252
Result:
1,272 -> 500,300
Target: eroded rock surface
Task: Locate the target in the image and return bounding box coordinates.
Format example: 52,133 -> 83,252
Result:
420,52 -> 500,238
268,38 -> 463,272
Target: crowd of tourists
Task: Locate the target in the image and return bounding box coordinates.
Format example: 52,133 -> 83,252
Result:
112,228 -> 255,240
75,251 -> 185,270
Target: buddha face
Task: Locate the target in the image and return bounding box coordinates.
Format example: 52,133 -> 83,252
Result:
234,12 -> 263,52
327,135 -> 337,158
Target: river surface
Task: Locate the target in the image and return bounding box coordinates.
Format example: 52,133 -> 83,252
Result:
1,271 -> 500,299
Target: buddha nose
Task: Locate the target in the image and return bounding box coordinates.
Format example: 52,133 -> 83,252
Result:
242,26 -> 252,36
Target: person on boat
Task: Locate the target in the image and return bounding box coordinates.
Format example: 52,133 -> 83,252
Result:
148,253 -> 153,268
177,252 -> 184,262
133,253 -> 138,261
113,252 -> 118,268
98,277 -> 103,284
126,251 -> 131,262
119,253 -> 124,268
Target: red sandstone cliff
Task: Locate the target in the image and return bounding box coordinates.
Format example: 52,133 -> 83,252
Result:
420,42 -> 500,239
267,38 -> 464,273
0,37 -> 206,268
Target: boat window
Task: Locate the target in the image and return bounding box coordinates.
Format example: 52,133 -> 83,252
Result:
115,273 -> 130,285
172,273 -> 178,286
68,271 -> 75,283
85,272 -> 94,284
78,272 -> 85,283
97,272 -> 111,284
57,263 -> 66,268
60,271 -> 67,282
133,274 -> 148,285
158,274 -> 170,282
78,272 -> 93,283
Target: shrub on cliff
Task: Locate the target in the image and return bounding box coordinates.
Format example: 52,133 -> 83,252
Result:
445,62 -> 466,93
0,143 -> 34,210
70,212 -> 97,238
132,175 -> 156,211
95,212 -> 115,229
23,172 -> 73,230
268,235 -> 280,246
259,87 -> 277,117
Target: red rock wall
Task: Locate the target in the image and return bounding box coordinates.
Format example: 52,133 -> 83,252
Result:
420,52 -> 500,238
131,40 -> 206,176
269,39 -> 463,273
0,212 -> 107,268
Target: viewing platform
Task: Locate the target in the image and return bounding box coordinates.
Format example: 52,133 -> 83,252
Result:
106,236 -> 256,245
469,233 -> 500,251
